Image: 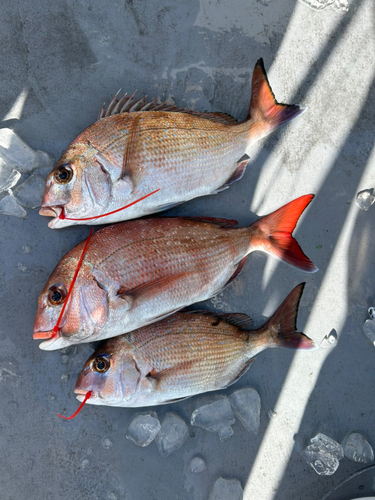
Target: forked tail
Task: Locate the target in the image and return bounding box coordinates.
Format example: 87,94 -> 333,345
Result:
249,194 -> 318,273
248,58 -> 305,138
262,283 -> 316,350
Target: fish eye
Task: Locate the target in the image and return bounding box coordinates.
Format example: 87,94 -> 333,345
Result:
48,285 -> 67,305
92,355 -> 110,373
54,164 -> 73,185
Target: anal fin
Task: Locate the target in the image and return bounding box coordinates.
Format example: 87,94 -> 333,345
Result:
224,255 -> 248,287
225,358 -> 256,388
214,156 -> 250,194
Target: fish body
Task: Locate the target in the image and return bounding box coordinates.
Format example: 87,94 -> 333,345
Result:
39,59 -> 305,228
74,284 -> 316,407
33,195 -> 317,350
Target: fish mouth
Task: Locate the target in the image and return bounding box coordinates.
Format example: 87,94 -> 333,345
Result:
39,205 -> 63,218
75,389 -> 97,404
39,205 -> 68,229
34,333 -> 72,351
33,329 -> 55,340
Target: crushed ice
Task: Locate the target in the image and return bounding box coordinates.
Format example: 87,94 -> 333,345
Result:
191,398 -> 235,440
155,412 -> 189,456
320,329 -> 338,348
0,194 -> 27,218
342,432 -> 374,463
126,413 -> 161,447
356,189 -> 375,211
209,477 -> 243,500
302,433 -> 344,475
0,128 -> 55,217
229,387 -> 261,434
299,0 -> 349,12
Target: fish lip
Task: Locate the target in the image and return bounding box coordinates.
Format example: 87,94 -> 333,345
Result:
75,390 -> 97,404
33,330 -> 56,340
37,336 -> 71,351
74,388 -> 90,396
39,205 -> 62,218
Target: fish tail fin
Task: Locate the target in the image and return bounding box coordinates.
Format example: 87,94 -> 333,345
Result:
249,194 -> 318,273
248,58 -> 305,138
262,283 -> 317,350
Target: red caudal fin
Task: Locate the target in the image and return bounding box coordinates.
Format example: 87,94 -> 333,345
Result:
249,58 -> 305,136
263,283 -> 317,350
250,194 -> 318,273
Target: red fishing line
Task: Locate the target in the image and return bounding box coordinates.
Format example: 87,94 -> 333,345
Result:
59,189 -> 160,220
57,391 -> 92,420
51,228 -> 94,338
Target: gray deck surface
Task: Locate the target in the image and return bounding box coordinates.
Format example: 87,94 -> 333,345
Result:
0,0 -> 374,499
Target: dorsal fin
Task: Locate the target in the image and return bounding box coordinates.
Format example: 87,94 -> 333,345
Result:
179,216 -> 238,228
185,310 -> 253,331
98,92 -> 238,125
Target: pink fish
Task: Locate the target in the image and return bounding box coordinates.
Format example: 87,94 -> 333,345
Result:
33,194 -> 317,351
39,59 -> 305,228
74,283 -> 316,407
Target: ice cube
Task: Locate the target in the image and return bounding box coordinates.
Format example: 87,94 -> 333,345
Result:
302,433 -> 344,475
188,456 -> 206,473
0,168 -> 21,193
126,413 -> 161,447
218,426 -> 234,442
155,412 -> 189,456
229,387 -> 261,434
191,398 -> 235,433
0,158 -> 13,190
15,174 -> 46,209
0,194 -> 27,218
35,150 -> 55,179
320,329 -> 338,348
209,477 -> 243,500
342,432 -> 374,463
368,307 -> 375,320
0,128 -> 38,173
356,189 -> 375,211
362,319 -> 375,345
34,150 -> 55,170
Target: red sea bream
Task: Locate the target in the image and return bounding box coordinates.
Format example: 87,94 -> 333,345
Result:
74,283 -> 316,407
39,59 -> 305,228
33,195 -> 317,350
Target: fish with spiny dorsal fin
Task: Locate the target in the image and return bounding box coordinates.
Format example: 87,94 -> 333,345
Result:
73,283 -> 316,407
39,59 -> 306,228
33,194 -> 317,351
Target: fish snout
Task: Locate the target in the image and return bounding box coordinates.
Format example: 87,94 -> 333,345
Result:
75,366 -> 107,395
39,205 -> 62,218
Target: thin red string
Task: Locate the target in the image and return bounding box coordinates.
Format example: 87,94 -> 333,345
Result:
51,228 -> 94,338
57,391 -> 92,420
59,189 -> 160,220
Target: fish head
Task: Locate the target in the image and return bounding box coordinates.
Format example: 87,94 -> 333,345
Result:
39,142 -> 116,228
33,252 -> 109,350
74,338 -> 140,406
